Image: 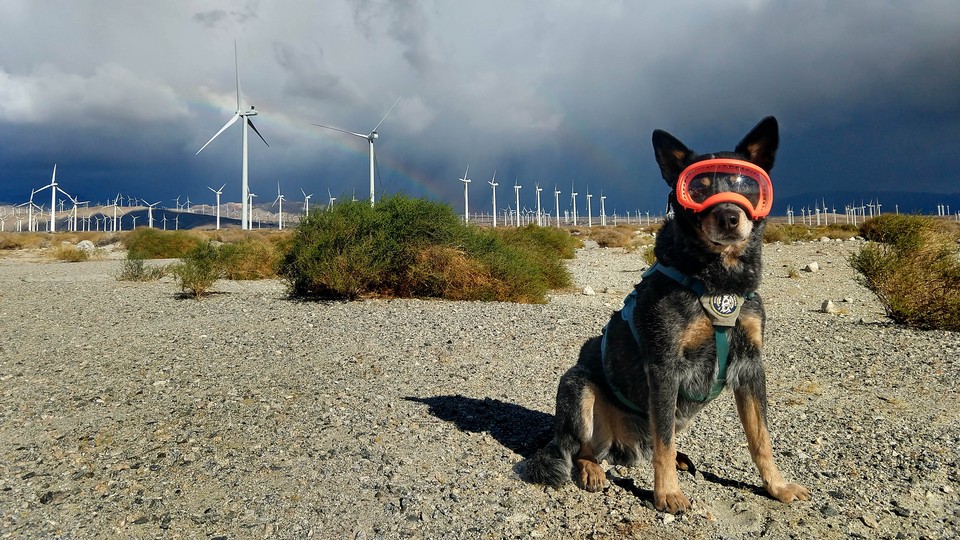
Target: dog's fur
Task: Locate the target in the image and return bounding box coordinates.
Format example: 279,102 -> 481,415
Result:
525,117 -> 810,513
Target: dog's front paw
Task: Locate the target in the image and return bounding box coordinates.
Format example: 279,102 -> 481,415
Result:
654,489 -> 691,514
767,482 -> 811,503
575,459 -> 607,492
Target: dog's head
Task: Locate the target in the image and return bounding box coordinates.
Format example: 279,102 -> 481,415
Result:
652,117 -> 778,252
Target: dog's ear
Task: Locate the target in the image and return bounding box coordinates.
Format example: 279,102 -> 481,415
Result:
652,129 -> 694,186
735,116 -> 779,172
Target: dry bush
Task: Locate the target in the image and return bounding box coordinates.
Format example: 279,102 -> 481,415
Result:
219,237 -> 283,280
53,244 -> 90,262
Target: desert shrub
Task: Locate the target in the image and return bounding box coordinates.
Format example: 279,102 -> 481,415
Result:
218,237 -> 283,280
851,215 -> 960,331
0,232 -> 49,250
117,257 -> 167,281
171,241 -> 224,299
53,244 -> 89,262
123,228 -> 203,259
281,194 -> 574,302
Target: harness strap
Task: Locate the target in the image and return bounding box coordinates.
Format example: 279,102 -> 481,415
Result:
601,262 -> 753,408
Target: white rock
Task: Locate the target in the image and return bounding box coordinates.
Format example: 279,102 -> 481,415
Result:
821,300 -> 841,314
662,513 -> 675,524
804,262 -> 820,272
819,236 -> 831,242
76,240 -> 96,252
582,286 -> 596,296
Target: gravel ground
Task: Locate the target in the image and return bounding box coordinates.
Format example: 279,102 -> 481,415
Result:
1,239 -> 958,539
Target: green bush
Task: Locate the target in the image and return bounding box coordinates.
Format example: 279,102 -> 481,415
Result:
280,194 -> 575,302
851,215 -> 960,331
123,228 -> 203,259
218,237 -> 283,280
171,241 -> 224,299
117,257 -> 167,281
53,244 -> 90,262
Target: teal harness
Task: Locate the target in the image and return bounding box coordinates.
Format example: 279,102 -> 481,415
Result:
600,262 -> 754,410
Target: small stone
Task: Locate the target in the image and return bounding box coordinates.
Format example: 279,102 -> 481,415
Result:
861,514 -> 879,528
821,300 -> 841,314
662,513 -> 675,524
819,236 -> 831,242
943,485 -> 954,494
842,297 -> 854,303
821,505 -> 840,517
804,262 -> 820,272
76,240 -> 96,252
582,286 -> 596,296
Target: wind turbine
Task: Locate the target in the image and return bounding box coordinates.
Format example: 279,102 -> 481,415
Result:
488,171 -> 498,228
300,188 -> 313,214
31,165 -> 63,232
513,180 -> 522,228
326,188 -> 336,209
143,200 -> 161,228
273,183 -> 286,230
570,182 -> 579,226
196,40 -> 269,230
554,186 -> 561,228
459,165 -> 471,224
208,183 -> 226,230
535,183 -> 543,226
313,96 -> 401,207
586,187 -> 593,228
600,192 -> 607,226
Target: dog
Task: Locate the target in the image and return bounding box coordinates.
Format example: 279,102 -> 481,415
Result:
525,116 -> 810,514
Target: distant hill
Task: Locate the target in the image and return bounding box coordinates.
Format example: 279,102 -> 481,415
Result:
775,192 -> 960,216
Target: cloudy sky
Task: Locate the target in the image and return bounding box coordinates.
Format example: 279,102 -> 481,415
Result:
0,0 -> 957,215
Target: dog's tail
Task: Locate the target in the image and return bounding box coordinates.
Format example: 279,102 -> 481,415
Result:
523,439 -> 573,487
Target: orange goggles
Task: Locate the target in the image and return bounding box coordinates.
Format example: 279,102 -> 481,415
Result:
676,158 -> 774,219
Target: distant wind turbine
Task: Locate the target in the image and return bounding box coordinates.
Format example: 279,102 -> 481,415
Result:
554,186 -> 561,228
32,165 -> 65,232
326,188 -> 336,209
313,96 -> 401,207
488,171 -> 498,228
586,187 -> 593,228
513,180 -> 522,228
196,40 -> 269,230
535,183 -> 543,226
143,200 -> 161,228
459,165 -> 471,224
300,188 -> 313,214
208,183 -> 226,230
273,183 -> 286,230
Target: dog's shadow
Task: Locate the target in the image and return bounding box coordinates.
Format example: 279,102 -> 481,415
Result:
404,395 -> 552,459
406,394 -> 766,501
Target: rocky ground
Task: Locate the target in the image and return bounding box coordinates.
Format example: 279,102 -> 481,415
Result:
0,239 -> 957,539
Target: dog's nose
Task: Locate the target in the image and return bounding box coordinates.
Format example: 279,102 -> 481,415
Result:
714,206 -> 741,231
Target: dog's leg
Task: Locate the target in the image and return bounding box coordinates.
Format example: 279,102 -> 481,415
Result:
734,388 -> 811,503
648,371 -> 691,514
573,384 -> 606,492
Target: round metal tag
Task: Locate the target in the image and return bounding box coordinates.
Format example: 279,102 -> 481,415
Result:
710,294 -> 739,317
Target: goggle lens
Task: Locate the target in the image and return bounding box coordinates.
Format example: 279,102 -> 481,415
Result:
676,159 -> 773,219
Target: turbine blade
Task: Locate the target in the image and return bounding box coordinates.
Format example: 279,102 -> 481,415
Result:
234,39 -> 241,110
219,183 -> 227,192
51,164 -> 57,184
312,123 -> 368,139
196,114 -> 241,154
247,118 -> 269,147
371,96 -> 401,133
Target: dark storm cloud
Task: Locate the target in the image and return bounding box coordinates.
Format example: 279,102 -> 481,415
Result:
0,1 -> 957,213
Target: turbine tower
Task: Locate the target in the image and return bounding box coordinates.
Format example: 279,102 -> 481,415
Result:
554,186 -> 561,228
301,188 -> 313,214
272,183 -> 285,230
196,40 -> 269,230
32,165 -> 63,232
313,96 -> 401,207
513,181 -> 522,227
143,200 -> 161,228
535,183 -> 543,226
488,171 -> 498,228
208,183 -> 226,230
459,165 -> 471,224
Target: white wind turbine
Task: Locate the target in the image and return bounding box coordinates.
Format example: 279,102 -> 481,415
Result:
586,187 -> 593,228
513,180 -> 522,228
196,40 -> 269,231
570,183 -> 579,226
600,192 -> 607,226
554,186 -> 561,228
143,200 -> 161,228
459,165 -> 471,224
488,171 -> 498,228
300,188 -> 313,214
535,183 -> 543,226
313,96 -> 401,207
208,183 -> 226,230
326,188 -> 336,209
273,183 -> 286,230
32,165 -> 66,232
